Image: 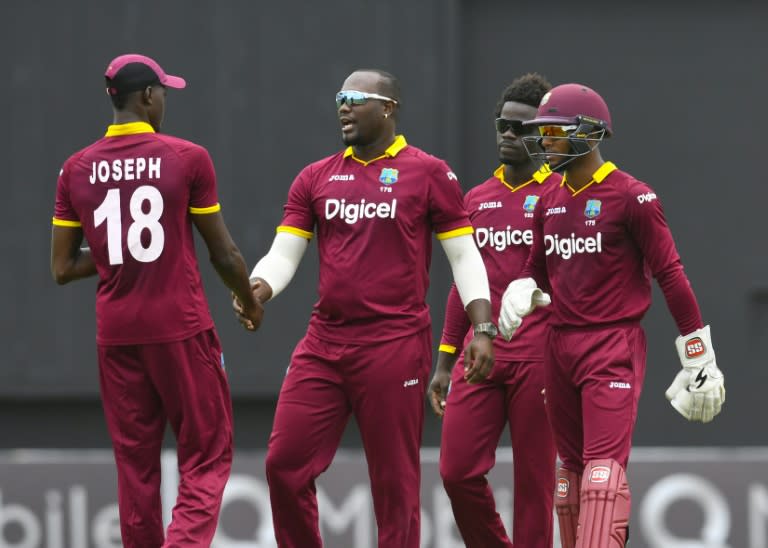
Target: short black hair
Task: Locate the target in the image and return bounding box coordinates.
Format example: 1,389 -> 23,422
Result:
354,68 -> 401,104
109,91 -> 131,111
107,85 -> 160,111
494,73 -> 552,118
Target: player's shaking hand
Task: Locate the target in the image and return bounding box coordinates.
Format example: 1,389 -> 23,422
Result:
232,280 -> 266,331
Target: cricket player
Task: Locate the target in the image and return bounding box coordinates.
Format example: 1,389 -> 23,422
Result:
234,68 -> 495,548
429,73 -> 558,547
497,83 -> 726,547
51,54 -> 263,547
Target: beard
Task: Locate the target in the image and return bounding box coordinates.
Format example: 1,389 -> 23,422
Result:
498,149 -> 527,166
341,124 -> 369,147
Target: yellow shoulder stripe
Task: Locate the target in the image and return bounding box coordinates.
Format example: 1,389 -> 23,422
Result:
52,217 -> 82,227
436,226 -> 474,240
189,203 -> 221,214
593,161 -> 618,182
277,225 -> 314,240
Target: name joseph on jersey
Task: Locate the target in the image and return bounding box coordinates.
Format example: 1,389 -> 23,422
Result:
89,157 -> 161,184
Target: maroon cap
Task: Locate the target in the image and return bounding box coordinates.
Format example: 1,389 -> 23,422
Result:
525,83 -> 612,135
104,54 -> 186,96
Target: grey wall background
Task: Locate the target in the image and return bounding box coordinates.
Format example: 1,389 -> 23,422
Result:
1,0 -> 766,449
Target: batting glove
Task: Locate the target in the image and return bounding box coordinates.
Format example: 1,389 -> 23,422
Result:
498,278 -> 551,341
665,325 -> 725,423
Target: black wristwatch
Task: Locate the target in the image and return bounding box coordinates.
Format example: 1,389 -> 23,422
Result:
473,322 -> 499,340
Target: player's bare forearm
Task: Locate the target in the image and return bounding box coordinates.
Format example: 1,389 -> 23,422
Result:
215,250 -> 266,331
465,298 -> 492,326
192,210 -> 260,310
52,247 -> 97,284
211,250 -> 259,309
51,226 -> 97,284
436,349 -> 459,374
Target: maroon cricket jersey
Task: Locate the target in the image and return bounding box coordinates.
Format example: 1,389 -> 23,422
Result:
53,122 -> 218,345
439,165 -> 561,361
279,135 -> 472,343
523,162 -> 701,330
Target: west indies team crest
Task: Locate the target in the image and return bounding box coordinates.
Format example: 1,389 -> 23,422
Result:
379,168 -> 399,185
584,199 -> 602,219
523,195 -> 540,213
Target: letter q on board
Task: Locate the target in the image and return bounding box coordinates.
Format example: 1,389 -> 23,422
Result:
639,473 -> 731,547
212,475 -> 276,547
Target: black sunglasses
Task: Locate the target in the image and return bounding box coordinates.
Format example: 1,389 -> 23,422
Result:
495,118 -> 534,135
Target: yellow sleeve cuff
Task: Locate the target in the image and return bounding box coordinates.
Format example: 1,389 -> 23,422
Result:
436,226 -> 474,241
52,217 -> 82,227
438,344 -> 457,354
189,203 -> 221,214
276,225 -> 314,240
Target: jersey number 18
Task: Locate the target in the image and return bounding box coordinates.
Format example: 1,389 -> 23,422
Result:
94,186 -> 165,265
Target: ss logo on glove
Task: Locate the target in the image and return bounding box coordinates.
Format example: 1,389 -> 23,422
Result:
665,325 -> 725,424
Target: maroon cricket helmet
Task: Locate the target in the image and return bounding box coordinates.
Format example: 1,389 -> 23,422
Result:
524,83 -> 612,136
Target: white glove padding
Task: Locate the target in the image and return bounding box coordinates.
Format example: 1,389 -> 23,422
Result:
498,278 -> 551,341
665,325 -> 725,423
668,380 -> 725,423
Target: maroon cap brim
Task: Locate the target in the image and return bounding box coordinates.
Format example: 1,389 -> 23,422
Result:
162,75 -> 186,89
